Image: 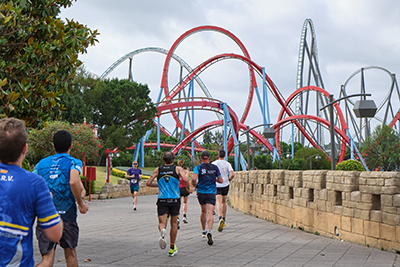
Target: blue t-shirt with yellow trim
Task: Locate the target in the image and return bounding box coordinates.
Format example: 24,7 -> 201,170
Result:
0,163 -> 60,267
194,163 -> 221,194
33,153 -> 82,222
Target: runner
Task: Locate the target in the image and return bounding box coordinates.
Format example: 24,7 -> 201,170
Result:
125,161 -> 142,211
178,159 -> 190,225
192,150 -> 222,245
0,118 -> 63,266
34,130 -> 89,267
146,152 -> 192,256
212,149 -> 235,232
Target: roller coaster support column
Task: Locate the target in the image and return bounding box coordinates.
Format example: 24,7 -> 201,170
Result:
221,103 -> 241,171
190,81 -> 195,163
346,129 -> 369,171
140,137 -> 144,167
157,116 -> 161,151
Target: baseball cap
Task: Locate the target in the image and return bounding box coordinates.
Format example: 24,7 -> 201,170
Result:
201,150 -> 210,159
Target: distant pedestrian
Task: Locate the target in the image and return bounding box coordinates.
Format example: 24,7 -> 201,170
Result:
0,118 -> 63,266
178,159 -> 190,225
212,149 -> 235,232
192,150 -> 222,245
146,152 -> 192,257
125,161 -> 142,211
34,130 -> 89,267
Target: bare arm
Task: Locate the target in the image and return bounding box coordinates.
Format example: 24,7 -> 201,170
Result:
191,173 -> 198,188
229,171 -> 235,181
216,175 -> 223,184
177,166 -> 192,193
146,168 -> 159,187
43,221 -> 63,243
70,169 -> 89,214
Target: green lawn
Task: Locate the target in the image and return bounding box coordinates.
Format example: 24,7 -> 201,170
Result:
92,166 -> 157,192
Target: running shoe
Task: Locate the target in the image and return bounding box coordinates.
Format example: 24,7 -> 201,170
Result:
133,206 -> 137,211
206,231 -> 214,245
182,217 -> 188,223
201,231 -> 207,238
168,245 -> 178,257
177,218 -> 180,230
223,221 -> 227,227
159,229 -> 167,249
217,219 -> 225,232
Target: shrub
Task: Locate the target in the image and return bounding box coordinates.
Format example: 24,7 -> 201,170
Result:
27,121 -> 102,165
80,176 -> 96,195
336,159 -> 364,171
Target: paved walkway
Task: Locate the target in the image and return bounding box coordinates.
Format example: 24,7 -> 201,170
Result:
33,194 -> 397,267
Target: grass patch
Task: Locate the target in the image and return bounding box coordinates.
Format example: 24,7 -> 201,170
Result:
91,166 -> 157,192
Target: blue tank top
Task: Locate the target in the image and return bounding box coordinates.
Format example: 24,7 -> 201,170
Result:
157,165 -> 180,199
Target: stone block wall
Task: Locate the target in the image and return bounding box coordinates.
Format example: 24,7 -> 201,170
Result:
229,170 -> 400,252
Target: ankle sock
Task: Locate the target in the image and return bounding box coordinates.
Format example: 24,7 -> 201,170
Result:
170,244 -> 175,249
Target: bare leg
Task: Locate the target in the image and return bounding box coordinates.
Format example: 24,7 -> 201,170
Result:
221,195 -> 228,218
64,247 -> 78,267
216,194 -> 222,218
182,196 -> 188,215
206,204 -> 215,231
133,191 -> 138,206
200,204 -> 207,231
169,216 -> 178,245
35,248 -> 55,267
158,214 -> 168,231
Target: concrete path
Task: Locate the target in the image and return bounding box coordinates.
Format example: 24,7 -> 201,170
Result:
33,194 -> 397,267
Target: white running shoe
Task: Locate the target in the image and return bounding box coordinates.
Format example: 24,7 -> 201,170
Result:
182,217 -> 188,223
159,229 -> 167,249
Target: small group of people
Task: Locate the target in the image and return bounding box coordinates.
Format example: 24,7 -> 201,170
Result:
0,118 -> 88,266
146,149 -> 234,256
0,117 -> 235,265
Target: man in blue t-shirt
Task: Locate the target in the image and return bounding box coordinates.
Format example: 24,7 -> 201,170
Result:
192,150 -> 222,246
33,130 -> 89,267
125,161 -> 142,211
0,118 -> 62,267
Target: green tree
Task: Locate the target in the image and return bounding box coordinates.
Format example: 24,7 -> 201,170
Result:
0,0 -> 99,127
84,78 -> 157,151
361,124 -> 400,171
202,130 -> 213,145
27,121 -> 102,165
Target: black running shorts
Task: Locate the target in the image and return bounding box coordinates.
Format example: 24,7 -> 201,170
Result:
197,193 -> 216,206
157,199 -> 180,217
217,185 -> 230,196
36,221 -> 79,255
179,187 -> 190,197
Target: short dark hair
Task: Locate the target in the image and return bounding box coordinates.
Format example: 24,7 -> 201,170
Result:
163,151 -> 175,164
218,149 -> 226,158
53,130 -> 72,153
0,118 -> 27,164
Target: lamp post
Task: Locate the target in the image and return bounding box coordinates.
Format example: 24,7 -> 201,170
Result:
320,93 -> 377,170
250,142 -> 260,170
242,123 -> 276,170
308,154 -> 322,170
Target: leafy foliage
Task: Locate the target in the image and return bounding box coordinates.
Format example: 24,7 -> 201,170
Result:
0,0 -> 99,127
336,159 -> 364,171
361,124 -> 400,171
27,121 -> 102,164
84,78 -> 157,151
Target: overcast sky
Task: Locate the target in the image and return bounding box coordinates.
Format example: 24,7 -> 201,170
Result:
61,0 -> 400,144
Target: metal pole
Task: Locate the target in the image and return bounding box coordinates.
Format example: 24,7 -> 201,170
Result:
246,126 -> 250,170
329,94 -> 336,170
